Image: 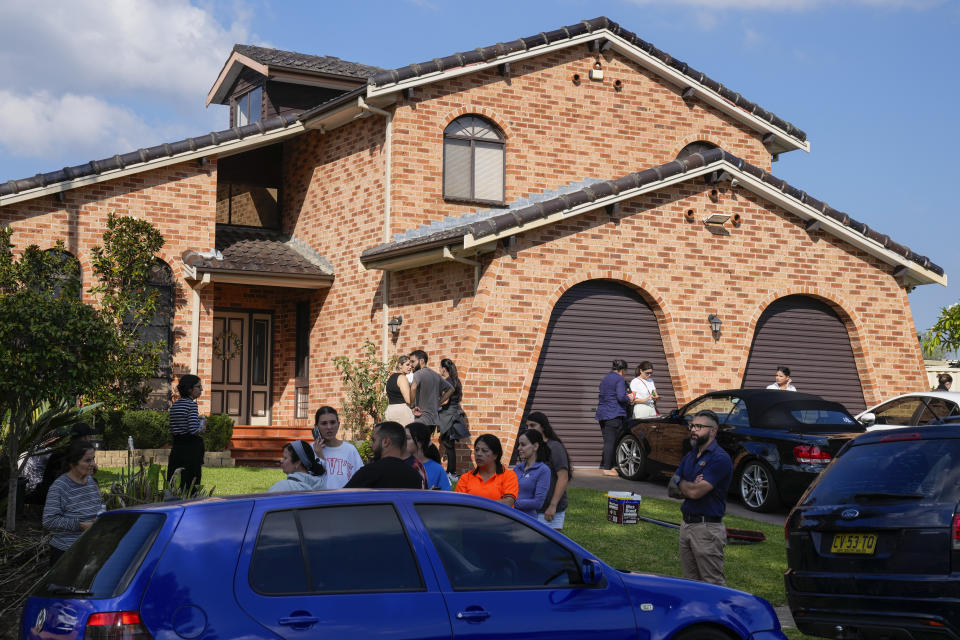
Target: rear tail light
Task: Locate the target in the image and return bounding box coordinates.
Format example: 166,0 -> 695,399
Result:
952,514 -> 960,551
794,445 -> 832,465
880,432 -> 922,442
85,611 -> 152,639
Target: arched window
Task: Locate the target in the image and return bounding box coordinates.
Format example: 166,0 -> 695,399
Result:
676,141 -> 718,160
443,115 -> 505,204
143,260 -> 174,409
44,248 -> 81,298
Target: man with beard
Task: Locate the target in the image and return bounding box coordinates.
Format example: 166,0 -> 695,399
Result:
408,349 -> 453,435
667,409 -> 732,585
345,421 -> 424,489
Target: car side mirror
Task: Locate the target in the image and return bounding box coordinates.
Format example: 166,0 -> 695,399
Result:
859,412 -> 876,426
581,558 -> 603,585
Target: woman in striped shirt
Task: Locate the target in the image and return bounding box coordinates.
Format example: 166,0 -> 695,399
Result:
42,439 -> 101,566
167,374 -> 205,494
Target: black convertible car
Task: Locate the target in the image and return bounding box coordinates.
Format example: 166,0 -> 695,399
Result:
615,389 -> 865,512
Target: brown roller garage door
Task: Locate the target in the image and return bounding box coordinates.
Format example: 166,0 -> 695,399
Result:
741,295 -> 865,412
521,280 -> 677,467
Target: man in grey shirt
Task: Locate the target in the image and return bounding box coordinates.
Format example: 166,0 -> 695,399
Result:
409,349 -> 453,433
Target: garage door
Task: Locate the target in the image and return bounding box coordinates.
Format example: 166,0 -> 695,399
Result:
521,280 -> 677,467
741,295 -> 865,412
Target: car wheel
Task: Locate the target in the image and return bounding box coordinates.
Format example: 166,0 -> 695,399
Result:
738,461 -> 780,512
672,626 -> 734,640
615,434 -> 647,480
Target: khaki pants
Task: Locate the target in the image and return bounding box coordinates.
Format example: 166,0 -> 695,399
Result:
678,521 -> 726,585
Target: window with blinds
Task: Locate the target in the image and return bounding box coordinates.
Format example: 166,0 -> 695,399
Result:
443,116 -> 505,204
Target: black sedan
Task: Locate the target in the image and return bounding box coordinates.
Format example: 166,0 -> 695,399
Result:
615,389 -> 865,511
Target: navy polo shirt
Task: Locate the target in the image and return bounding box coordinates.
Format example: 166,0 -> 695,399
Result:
677,439 -> 733,518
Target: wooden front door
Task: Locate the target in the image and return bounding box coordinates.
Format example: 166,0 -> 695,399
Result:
211,312 -> 272,425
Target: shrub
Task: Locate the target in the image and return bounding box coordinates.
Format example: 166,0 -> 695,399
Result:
98,409 -> 169,450
203,414 -> 234,452
353,439 -> 373,464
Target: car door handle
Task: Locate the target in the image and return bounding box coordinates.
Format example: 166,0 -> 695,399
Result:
279,614 -> 319,629
456,609 -> 491,622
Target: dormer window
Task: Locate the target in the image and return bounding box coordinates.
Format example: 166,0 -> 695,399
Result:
235,86 -> 263,127
443,115 -> 505,205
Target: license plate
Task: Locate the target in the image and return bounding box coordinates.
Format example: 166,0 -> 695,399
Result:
831,533 -> 877,554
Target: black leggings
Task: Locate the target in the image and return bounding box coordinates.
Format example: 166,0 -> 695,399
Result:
168,434 -> 204,494
440,431 -> 458,474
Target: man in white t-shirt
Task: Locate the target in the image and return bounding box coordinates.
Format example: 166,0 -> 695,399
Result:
312,406 -> 363,489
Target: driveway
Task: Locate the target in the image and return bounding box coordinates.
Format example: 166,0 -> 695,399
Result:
569,468 -> 787,526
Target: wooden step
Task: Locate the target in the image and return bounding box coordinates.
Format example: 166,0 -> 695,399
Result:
229,424 -> 313,468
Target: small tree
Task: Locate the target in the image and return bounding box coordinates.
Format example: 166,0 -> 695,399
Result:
923,303 -> 960,360
87,214 -> 167,409
333,341 -> 395,441
0,230 -> 116,530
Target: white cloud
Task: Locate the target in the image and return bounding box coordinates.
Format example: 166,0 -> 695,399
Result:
0,0 -> 253,101
0,91 -> 158,157
0,0 -> 244,177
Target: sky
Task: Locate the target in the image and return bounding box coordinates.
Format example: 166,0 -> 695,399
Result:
0,0 -> 957,333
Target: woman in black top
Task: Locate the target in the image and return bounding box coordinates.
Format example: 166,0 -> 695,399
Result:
384,355 -> 415,425
167,374 -> 205,494
437,358 -> 471,476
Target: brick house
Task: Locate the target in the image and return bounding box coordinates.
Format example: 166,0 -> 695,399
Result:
0,17 -> 944,466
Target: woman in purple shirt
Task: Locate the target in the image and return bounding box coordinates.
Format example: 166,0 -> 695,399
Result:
513,429 -> 552,518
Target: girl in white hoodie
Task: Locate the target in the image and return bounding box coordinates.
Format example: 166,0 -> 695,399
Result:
268,440 -> 328,492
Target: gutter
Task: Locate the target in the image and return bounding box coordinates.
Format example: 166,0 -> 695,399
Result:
357,96 -> 395,359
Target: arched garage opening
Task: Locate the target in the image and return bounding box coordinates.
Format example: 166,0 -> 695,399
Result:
741,295 -> 866,412
521,280 -> 677,467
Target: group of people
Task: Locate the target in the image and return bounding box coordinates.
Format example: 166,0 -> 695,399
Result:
262,406 -> 572,531
385,350 -> 471,477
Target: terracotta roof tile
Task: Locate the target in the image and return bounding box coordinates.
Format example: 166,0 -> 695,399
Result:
368,16 -> 806,143
184,225 -> 334,277
360,148 -> 942,277
234,44 -> 382,79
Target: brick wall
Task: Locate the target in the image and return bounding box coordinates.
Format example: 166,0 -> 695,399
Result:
0,161 -> 218,411
388,44 -> 772,235
281,118 -> 388,419
386,181 -> 925,459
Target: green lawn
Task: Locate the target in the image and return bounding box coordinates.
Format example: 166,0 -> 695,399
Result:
563,488 -> 788,606
94,466 -> 793,610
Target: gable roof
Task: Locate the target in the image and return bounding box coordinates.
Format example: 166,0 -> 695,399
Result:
0,87 -> 368,207
366,16 -> 807,155
207,44 -> 381,106
235,44 -> 383,78
360,147 -> 945,287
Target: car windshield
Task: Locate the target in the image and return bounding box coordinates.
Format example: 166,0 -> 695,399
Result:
801,439 -> 960,505
33,512 -> 165,599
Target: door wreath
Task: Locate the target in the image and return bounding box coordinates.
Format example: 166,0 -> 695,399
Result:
214,332 -> 243,361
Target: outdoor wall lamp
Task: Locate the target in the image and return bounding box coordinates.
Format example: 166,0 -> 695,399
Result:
387,315 -> 403,336
708,313 -> 723,339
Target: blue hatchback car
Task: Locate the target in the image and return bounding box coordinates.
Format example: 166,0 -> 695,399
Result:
22,490 -> 784,640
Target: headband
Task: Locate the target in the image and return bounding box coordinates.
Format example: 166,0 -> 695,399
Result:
289,440 -> 314,470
